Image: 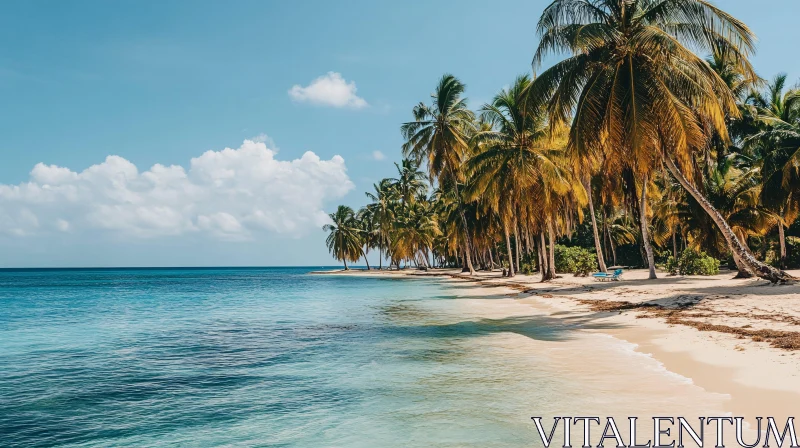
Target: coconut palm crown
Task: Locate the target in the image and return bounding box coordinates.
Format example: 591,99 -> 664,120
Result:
525,0 -> 793,282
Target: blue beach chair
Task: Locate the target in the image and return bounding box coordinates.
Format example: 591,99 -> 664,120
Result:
592,268 -> 623,282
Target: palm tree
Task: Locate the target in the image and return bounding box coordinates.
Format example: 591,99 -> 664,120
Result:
323,205 -> 364,270
746,74 -> 800,268
391,199 -> 439,268
365,179 -> 398,270
467,74 -> 579,278
703,155 -> 776,255
431,185 -> 465,267
580,168 -> 608,273
391,159 -> 428,205
527,0 -> 793,282
401,74 -> 478,274
355,207 -> 375,270
603,209 -> 638,266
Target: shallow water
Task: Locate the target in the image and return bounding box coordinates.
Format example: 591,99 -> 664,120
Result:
0,268 -> 727,447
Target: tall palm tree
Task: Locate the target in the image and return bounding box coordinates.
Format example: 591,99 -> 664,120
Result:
323,205 -> 364,270
355,206 -> 375,270
582,168 -> 608,273
401,74 -> 478,274
467,74 -> 578,278
527,0 -> 793,282
365,179 -> 398,269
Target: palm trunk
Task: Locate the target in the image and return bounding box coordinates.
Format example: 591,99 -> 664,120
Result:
639,175 -> 657,279
663,155 -> 794,283
731,251 -> 754,278
672,231 -> 678,259
419,251 -> 429,268
504,220 -> 515,277
362,247 -> 371,270
610,236 -> 617,267
514,222 -> 522,275
586,180 -> 607,273
779,217 -> 787,270
458,210 -> 475,274
379,244 -> 383,270
524,228 -> 532,255
539,232 -> 549,281
604,217 -> 617,266
343,258 -> 348,270
546,218 -> 557,280
602,210 -> 612,264
452,181 -> 476,275
537,232 -> 544,273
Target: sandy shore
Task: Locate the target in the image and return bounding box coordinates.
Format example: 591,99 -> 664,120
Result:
317,267 -> 800,422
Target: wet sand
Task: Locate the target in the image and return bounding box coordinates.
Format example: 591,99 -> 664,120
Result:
323,267 -> 800,428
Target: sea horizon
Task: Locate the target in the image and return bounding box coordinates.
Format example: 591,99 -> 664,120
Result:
0,265 -> 366,272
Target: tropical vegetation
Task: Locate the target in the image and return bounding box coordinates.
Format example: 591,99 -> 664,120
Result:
666,249 -> 721,277
323,0 -> 800,284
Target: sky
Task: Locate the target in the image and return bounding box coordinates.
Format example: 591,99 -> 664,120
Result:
1,0 -> 799,267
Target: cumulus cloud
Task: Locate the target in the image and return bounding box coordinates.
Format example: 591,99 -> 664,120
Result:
0,139 -> 354,240
372,150 -> 386,161
288,72 -> 368,109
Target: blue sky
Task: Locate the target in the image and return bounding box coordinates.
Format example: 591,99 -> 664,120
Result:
1,0 -> 799,267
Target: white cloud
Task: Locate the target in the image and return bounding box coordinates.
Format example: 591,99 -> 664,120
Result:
288,72 -> 368,109
55,219 -> 70,232
251,132 -> 277,149
372,150 -> 386,161
0,138 -> 354,240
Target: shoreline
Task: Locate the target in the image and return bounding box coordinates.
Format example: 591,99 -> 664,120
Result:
320,267 -> 800,421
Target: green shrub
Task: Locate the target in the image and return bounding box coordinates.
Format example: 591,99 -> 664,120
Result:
554,245 -> 598,276
666,248 -> 720,276
665,255 -> 679,275
518,252 -> 538,275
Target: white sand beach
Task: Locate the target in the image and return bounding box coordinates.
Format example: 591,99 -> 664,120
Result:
324,268 -> 800,424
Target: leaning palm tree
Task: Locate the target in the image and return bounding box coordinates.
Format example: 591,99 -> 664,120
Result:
401,74 -> 478,274
527,0 -> 793,282
323,205 -> 364,270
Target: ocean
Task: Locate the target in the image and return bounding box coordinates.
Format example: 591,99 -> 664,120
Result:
0,267 -> 726,447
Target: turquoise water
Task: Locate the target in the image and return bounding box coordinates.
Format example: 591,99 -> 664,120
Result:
0,267 -> 720,447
